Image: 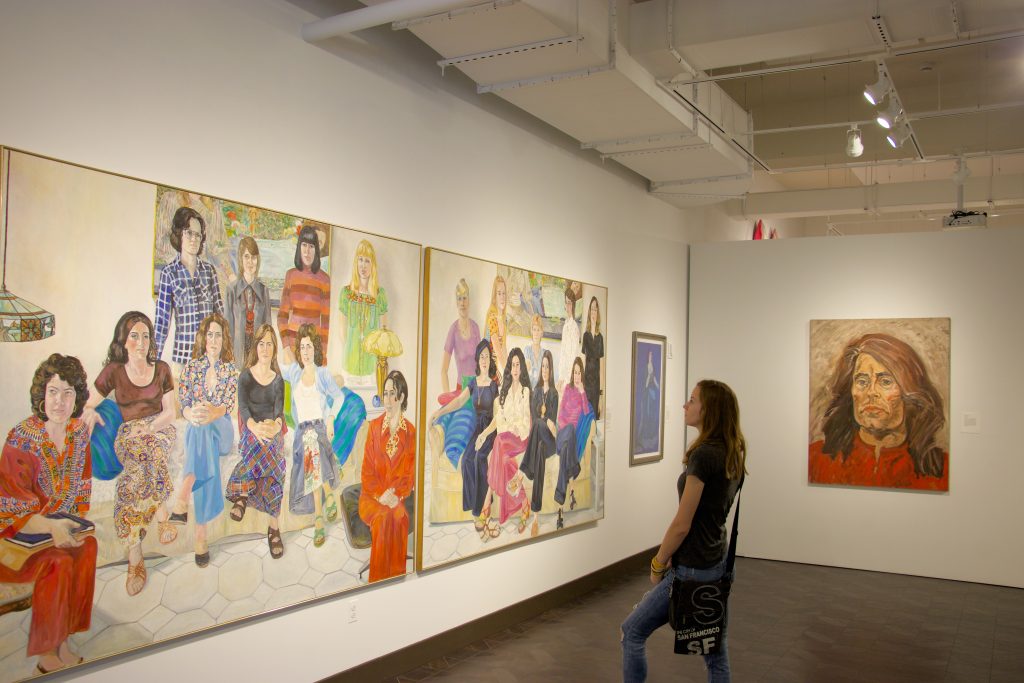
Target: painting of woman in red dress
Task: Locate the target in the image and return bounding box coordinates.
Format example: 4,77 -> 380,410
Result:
359,370 -> 415,582
0,354 -> 96,674
808,320 -> 950,491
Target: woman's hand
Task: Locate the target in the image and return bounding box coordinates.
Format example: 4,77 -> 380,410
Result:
475,432 -> 487,450
49,517 -> 83,549
80,406 -> 105,435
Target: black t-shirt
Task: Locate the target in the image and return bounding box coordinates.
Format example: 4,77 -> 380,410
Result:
673,441 -> 741,569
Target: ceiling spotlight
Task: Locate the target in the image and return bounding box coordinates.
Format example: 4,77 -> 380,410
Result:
846,125 -> 864,157
886,121 -> 912,148
863,69 -> 892,105
876,99 -> 903,129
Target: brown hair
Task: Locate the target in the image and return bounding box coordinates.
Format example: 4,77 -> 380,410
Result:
244,324 -> 281,373
587,296 -> 601,334
169,206 -> 207,254
237,236 -> 260,279
105,311 -> 157,366
685,379 -> 747,480
30,354 -> 89,421
821,333 -> 945,478
293,323 -> 325,368
192,313 -> 234,363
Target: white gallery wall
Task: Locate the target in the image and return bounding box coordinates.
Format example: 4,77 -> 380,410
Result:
688,227 -> 1024,589
0,1 -> 697,681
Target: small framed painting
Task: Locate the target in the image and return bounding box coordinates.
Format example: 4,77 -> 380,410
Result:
630,331 -> 666,465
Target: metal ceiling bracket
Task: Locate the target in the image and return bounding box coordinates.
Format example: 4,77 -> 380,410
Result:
651,172 -> 752,191
438,34 -> 584,74
580,131 -> 699,151
393,0 -> 517,30
601,143 -> 710,161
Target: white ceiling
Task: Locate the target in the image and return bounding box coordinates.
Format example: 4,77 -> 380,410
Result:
303,0 -> 1024,224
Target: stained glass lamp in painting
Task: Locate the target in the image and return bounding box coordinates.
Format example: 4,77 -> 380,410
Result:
0,147 -> 55,342
362,328 -> 403,403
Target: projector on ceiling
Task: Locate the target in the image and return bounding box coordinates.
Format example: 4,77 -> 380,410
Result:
942,211 -> 987,230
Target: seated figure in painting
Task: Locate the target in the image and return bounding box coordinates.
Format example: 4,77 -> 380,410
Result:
359,370 -> 415,583
430,340 -> 499,541
808,332 -> 949,490
554,357 -> 594,520
281,324 -> 345,549
0,355 -> 96,674
82,311 -> 178,597
476,348 -> 532,535
516,349 -> 558,526
169,313 -> 238,567
225,324 -> 287,558
429,278 -> 481,470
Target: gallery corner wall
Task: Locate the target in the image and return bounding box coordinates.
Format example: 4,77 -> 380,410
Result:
687,227 -> 1024,589
0,1 -> 696,680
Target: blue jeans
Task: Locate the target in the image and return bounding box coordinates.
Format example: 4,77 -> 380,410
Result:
621,559 -> 730,683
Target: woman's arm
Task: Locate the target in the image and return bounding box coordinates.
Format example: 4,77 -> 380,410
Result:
148,388 -> 178,433
440,351 -> 453,394
651,475 -> 704,584
430,387 -> 470,423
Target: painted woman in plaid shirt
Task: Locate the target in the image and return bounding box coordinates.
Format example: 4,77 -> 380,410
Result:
154,207 -> 224,365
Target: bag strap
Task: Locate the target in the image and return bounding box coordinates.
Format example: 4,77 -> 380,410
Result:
724,478 -> 743,575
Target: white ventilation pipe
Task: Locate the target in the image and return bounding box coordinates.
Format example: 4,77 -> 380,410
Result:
301,0 -> 485,42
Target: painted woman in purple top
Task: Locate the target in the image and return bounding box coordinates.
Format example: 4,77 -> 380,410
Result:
554,357 -> 593,515
428,278 -> 482,468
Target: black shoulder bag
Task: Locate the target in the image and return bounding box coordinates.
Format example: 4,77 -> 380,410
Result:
668,489 -> 741,655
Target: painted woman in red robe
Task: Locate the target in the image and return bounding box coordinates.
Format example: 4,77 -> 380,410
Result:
0,354 -> 96,674
359,370 -> 415,582
808,333 -> 948,490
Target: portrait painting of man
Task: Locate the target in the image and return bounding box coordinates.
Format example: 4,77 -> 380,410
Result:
808,318 -> 950,491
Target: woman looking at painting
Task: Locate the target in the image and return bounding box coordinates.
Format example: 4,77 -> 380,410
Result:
82,311 -> 178,596
484,275 -> 508,374
582,296 -> 604,419
339,239 -> 388,378
523,314 -> 545,388
476,348 -> 532,535
516,349 -> 558,526
0,355 -> 96,674
225,236 -> 272,363
554,357 -> 593,518
281,324 -> 343,549
621,380 -> 746,682
169,313 -> 237,567
359,370 -> 416,582
225,324 -> 287,559
429,339 -> 499,541
278,225 -> 330,351
429,278 -> 480,469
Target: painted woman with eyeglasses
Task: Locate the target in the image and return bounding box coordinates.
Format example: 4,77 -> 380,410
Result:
154,206 -> 224,366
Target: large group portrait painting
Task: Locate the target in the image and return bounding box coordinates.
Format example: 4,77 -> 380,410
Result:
0,149 -> 420,681
417,248 -> 607,571
808,317 -> 951,492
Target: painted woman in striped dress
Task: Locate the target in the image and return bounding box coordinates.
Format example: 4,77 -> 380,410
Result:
277,225 -> 331,351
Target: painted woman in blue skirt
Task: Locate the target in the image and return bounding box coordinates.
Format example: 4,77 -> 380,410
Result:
170,313 -> 237,567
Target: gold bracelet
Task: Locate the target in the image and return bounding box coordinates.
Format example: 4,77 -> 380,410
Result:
651,556 -> 669,574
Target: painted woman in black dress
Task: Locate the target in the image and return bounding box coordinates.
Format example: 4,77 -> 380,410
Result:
581,296 -> 604,419
517,350 -> 558,521
430,339 -> 499,541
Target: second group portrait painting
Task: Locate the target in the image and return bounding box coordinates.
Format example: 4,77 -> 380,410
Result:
808,317 -> 951,492
418,248 -> 607,570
